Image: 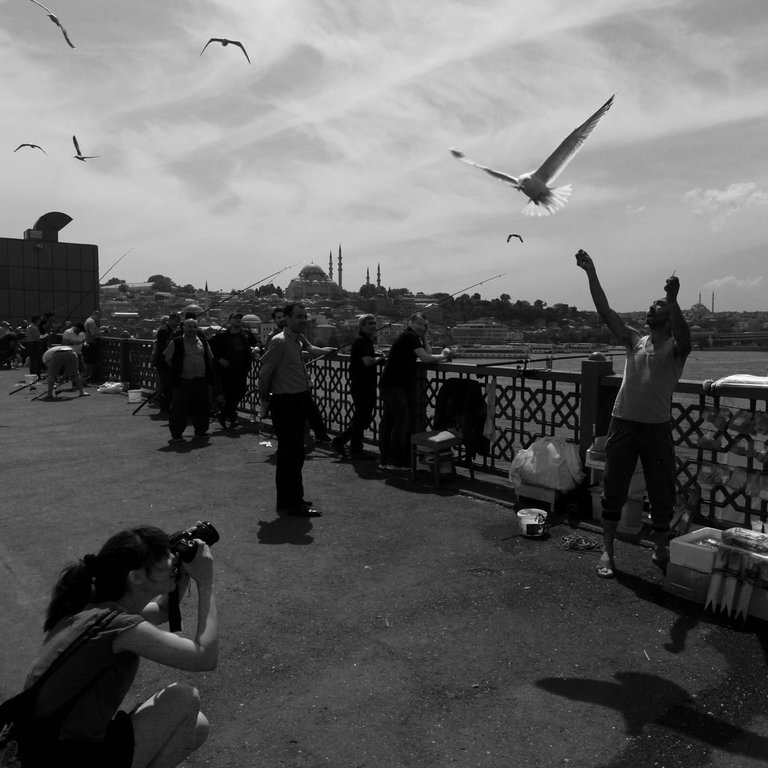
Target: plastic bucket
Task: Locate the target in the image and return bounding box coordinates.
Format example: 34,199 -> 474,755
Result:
127,389 -> 143,404
517,508 -> 547,538
24,374 -> 38,385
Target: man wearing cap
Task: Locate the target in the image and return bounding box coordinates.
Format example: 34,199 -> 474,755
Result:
153,313 -> 181,412
209,312 -> 261,429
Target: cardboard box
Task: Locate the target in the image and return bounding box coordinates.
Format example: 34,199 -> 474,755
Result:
669,527 -> 722,573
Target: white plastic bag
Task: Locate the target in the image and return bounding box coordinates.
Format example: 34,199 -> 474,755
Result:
96,381 -> 124,394
508,436 -> 584,492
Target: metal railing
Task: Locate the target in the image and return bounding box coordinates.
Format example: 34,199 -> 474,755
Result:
102,338 -> 768,530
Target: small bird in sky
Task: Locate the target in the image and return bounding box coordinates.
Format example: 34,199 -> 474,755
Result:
450,94 -> 614,216
200,38 -> 251,64
507,234 -> 523,243
14,143 -> 48,155
28,0 -> 76,49
72,135 -> 99,161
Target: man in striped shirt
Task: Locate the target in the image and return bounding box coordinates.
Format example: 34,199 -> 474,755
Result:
258,303 -> 335,516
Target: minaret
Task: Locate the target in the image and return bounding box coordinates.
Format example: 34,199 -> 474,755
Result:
377,262 -> 381,288
366,267 -> 370,286
338,244 -> 343,289
712,292 -> 715,313
698,292 -> 701,304
328,251 -> 333,281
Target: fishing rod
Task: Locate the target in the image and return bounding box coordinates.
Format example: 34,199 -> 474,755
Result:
196,263 -> 299,320
132,264 -> 298,416
474,351 -> 623,369
306,270 -> 508,367
56,247 -> 135,321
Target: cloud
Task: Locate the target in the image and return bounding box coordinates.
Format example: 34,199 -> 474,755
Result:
701,275 -> 763,291
682,182 -> 768,231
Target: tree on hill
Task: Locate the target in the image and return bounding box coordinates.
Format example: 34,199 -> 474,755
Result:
147,274 -> 176,292
103,277 -> 124,286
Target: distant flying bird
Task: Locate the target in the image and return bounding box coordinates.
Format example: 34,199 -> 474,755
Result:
450,94 -> 614,216
14,143 -> 48,155
72,135 -> 99,161
200,38 -> 251,64
28,0 -> 76,49
507,234 -> 523,243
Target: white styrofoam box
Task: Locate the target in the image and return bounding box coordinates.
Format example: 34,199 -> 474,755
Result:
663,563 -> 712,603
669,527 -> 722,573
664,559 -> 768,621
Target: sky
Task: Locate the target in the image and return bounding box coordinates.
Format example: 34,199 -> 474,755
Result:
2,0 -> 767,311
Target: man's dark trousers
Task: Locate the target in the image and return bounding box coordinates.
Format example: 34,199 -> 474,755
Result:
337,387 -> 376,454
220,369 -> 249,422
271,392 -> 309,508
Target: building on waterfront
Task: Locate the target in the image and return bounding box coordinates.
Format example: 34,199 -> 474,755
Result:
451,318 -> 512,346
0,212 -> 99,325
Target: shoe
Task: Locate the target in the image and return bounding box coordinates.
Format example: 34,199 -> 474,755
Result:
277,505 -> 322,517
331,436 -> 346,451
218,415 -> 227,429
378,463 -> 397,471
315,434 -> 331,444
595,558 -> 616,579
300,499 -> 314,508
170,436 -> 185,443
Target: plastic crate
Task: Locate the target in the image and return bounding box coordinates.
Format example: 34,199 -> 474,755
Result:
669,527 -> 722,574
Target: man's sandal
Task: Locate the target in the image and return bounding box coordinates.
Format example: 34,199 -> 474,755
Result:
595,559 -> 616,579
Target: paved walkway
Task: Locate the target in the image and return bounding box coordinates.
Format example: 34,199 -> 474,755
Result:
1,369 -> 765,768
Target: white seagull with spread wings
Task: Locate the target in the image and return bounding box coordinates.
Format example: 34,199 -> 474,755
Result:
450,94 -> 614,216
200,38 -> 251,64
72,135 -> 99,162
28,0 -> 75,48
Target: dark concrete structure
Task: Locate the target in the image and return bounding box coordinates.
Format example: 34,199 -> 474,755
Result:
0,212 -> 99,325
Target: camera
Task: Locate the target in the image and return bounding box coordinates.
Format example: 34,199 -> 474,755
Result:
169,521 -> 220,563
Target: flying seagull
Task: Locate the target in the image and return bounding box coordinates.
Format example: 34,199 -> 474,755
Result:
28,0 -> 75,49
72,135 -> 99,161
200,38 -> 251,64
507,234 -> 523,243
14,143 -> 48,155
450,94 -> 614,216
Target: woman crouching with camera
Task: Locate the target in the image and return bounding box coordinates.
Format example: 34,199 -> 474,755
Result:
23,525 -> 217,768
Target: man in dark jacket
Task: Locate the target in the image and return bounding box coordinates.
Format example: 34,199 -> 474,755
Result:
332,314 -> 385,458
378,313 -> 452,469
209,312 -> 261,429
153,313 -> 180,412
163,318 -> 215,442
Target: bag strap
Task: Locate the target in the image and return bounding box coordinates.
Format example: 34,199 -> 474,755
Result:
27,609 -> 121,693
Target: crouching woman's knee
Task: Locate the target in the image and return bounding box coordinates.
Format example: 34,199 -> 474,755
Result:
164,682 -> 208,741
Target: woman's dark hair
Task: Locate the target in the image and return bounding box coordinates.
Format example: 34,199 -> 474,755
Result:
44,526 -> 170,632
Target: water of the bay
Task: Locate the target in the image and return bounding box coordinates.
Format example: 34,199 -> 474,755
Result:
461,349 -> 768,382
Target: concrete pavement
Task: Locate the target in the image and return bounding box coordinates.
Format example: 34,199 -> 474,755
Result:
1,368 -> 766,768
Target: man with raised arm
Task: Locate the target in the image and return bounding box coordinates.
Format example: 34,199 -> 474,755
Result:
576,249 -> 691,579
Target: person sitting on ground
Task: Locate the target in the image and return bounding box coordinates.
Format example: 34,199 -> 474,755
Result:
41,344 -> 89,399
23,525 -> 217,768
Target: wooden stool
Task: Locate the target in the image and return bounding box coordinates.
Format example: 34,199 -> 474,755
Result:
410,430 -> 461,489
